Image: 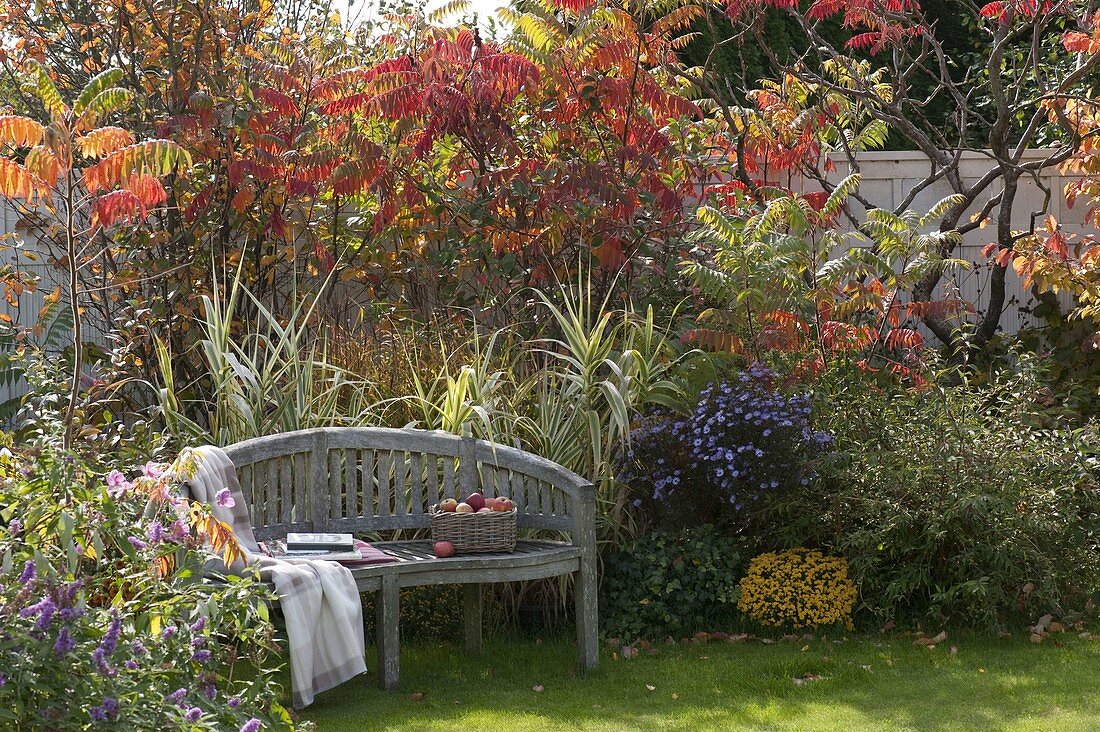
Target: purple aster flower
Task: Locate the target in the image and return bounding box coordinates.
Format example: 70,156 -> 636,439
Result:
215,487 -> 236,508
142,461 -> 163,478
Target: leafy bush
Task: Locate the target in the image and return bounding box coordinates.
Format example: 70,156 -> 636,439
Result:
620,364 -> 832,531
737,548 -> 857,629
0,441 -> 302,730
601,527 -> 747,641
766,362 -> 1100,629
361,585 -> 463,642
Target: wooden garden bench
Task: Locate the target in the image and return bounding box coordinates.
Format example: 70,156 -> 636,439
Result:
221,427 -> 598,690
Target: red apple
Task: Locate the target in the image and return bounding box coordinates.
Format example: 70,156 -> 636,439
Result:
455,502 -> 474,514
494,497 -> 514,511
477,507 -> 493,514
484,497 -> 500,511
434,541 -> 455,558
466,493 -> 486,512
438,498 -> 459,512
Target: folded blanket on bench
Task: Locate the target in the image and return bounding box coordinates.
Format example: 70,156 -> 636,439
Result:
182,445 -> 367,708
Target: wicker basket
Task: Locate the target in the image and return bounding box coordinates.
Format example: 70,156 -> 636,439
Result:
429,507 -> 517,554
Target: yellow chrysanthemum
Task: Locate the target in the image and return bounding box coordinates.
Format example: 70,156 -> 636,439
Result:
738,548 -> 857,629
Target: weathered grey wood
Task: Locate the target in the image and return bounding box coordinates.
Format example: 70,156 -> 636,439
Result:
409,453 -> 424,515
442,458 -> 456,500
279,456 -> 292,526
393,451 -> 406,517
572,481 -> 599,672
426,454 -> 440,507
225,426 -> 599,691
459,438 -> 476,496
360,450 -> 374,530
311,431 -> 329,530
463,583 -> 483,655
377,575 -> 400,691
265,459 -> 278,527
377,451 -> 392,517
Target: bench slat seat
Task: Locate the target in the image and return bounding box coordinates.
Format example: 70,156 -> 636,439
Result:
346,540 -> 582,591
221,427 -> 598,692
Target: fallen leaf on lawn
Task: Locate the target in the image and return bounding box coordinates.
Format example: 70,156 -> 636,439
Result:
408,692 -> 425,701
929,631 -> 947,644
532,685 -> 544,692
800,645 -> 810,652
792,677 -> 807,687
761,638 -> 775,645
645,684 -> 656,692
671,693 -> 680,700
886,659 -> 893,667
978,668 -> 986,673
861,665 -> 872,671
950,646 -> 958,656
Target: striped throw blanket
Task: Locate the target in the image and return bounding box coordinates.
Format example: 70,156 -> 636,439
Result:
181,445 -> 367,708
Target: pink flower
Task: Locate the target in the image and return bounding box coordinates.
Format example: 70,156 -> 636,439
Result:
106,470 -> 131,498
215,488 -> 236,509
142,462 -> 163,479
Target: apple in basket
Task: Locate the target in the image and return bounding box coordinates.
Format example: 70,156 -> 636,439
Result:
438,498 -> 458,512
434,541 -> 455,558
494,497 -> 514,511
455,502 -> 474,514
466,492 -> 486,512
476,507 -> 493,514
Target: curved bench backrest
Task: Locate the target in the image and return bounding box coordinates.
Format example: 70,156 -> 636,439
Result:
222,427 -> 596,545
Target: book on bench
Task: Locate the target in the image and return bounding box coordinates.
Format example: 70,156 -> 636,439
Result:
286,532 -> 355,552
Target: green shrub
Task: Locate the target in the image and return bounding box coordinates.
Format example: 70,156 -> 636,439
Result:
361,585 -> 464,642
764,362 -> 1100,630
0,440 -> 301,730
601,526 -> 747,641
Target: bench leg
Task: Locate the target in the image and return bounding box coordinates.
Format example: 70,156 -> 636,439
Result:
575,557 -> 599,672
376,575 -> 400,691
463,583 -> 483,656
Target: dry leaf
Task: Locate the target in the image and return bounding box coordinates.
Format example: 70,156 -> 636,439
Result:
408,692 -> 425,701
532,685 -> 544,693
645,684 -> 656,692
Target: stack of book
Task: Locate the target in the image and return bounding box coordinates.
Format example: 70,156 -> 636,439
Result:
280,532 -> 361,562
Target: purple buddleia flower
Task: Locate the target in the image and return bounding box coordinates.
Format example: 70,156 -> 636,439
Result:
184,707 -> 203,722
167,687 -> 188,705
192,649 -> 212,663
19,560 -> 36,585
241,719 -> 262,732
53,626 -> 76,656
146,521 -> 167,543
227,696 -> 242,708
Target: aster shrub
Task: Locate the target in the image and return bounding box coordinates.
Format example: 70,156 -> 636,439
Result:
0,442 -> 304,731
619,364 -> 833,531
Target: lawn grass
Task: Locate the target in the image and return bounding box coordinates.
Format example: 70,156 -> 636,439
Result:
299,632 -> 1100,731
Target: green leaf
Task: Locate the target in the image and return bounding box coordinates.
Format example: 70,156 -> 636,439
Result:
73,69 -> 125,116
